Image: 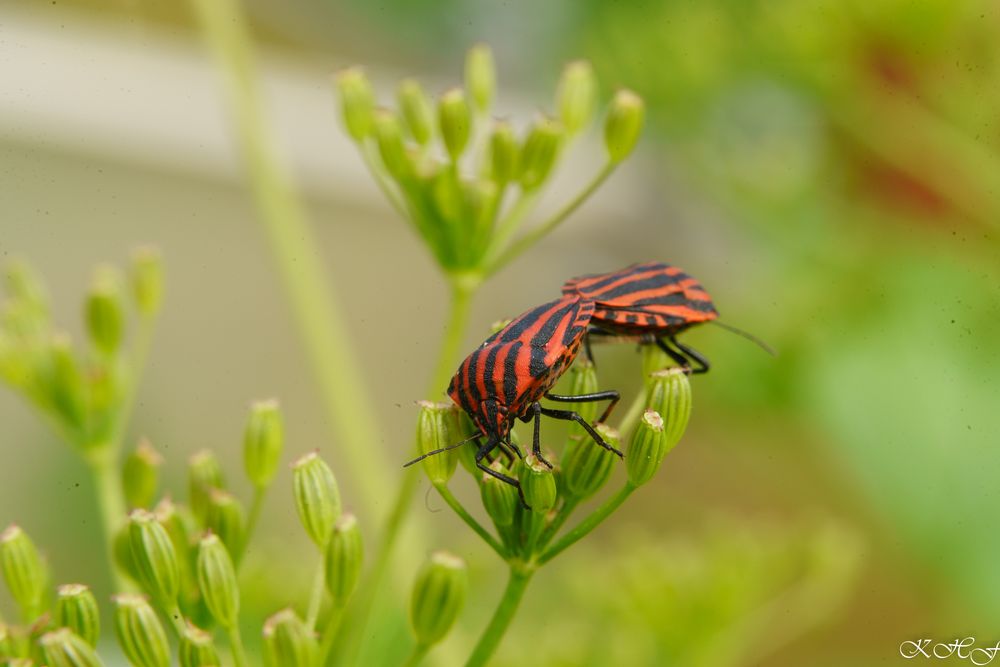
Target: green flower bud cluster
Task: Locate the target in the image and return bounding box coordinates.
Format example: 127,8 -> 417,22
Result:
0,251 -> 163,456
334,45 -> 645,279
412,344 -> 693,568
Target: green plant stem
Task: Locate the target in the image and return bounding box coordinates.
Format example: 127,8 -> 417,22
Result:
227,623 -> 249,667
465,566 -> 534,667
538,483 -> 635,565
318,603 -> 345,665
483,192 -> 537,265
403,643 -> 431,667
430,278 -> 478,394
84,450 -> 128,592
616,389 -> 648,441
189,0 -> 390,523
433,483 -> 505,556
361,142 -> 409,219
306,559 -> 326,630
242,486 -> 266,558
166,604 -> 187,637
486,162 -> 617,275
537,496 -> 578,550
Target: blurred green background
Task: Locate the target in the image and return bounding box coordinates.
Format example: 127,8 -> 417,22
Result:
2,0 -> 999,664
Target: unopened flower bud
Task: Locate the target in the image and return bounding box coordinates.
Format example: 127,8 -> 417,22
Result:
374,110 -> 412,181
242,399 -> 284,490
645,368 -> 692,449
562,424 -> 618,499
123,439 -> 163,509
113,523 -> 141,584
188,450 -> 224,524
398,79 -> 434,145
415,401 -> 460,485
323,513 -> 363,607
179,625 -> 219,667
84,265 -> 124,355
0,525 -> 47,620
488,121 -> 518,186
335,67 -> 375,142
130,247 -> 163,318
519,117 -> 563,190
38,628 -> 102,667
410,551 -> 467,647
480,461 -> 517,527
517,454 -> 557,512
54,584 -> 100,648
196,533 -> 239,628
604,89 -> 644,163
205,489 -> 245,559
626,410 -> 668,486
45,333 -> 85,429
557,60 -> 597,136
292,452 -> 341,547
127,509 -> 179,607
153,498 -> 193,573
5,259 -> 48,316
262,609 -> 317,667
438,89 -> 471,160
465,44 -> 496,113
113,594 -> 169,667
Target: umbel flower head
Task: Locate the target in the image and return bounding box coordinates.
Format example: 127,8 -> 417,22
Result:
333,44 -> 645,280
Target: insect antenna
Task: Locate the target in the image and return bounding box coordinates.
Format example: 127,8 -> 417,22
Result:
710,320 -> 777,357
402,431 -> 483,468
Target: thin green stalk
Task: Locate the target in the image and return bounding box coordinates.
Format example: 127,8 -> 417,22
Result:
227,623 -> 249,667
361,142 -> 409,219
486,162 -> 617,275
616,389 -> 648,441
85,451 -> 127,592
430,278 -> 477,394
433,483 -> 505,557
318,603 -> 346,665
537,496 -> 578,550
189,0 -> 390,522
166,604 -> 187,637
240,485 -> 266,566
403,643 -> 431,667
465,566 -> 533,667
483,192 -> 537,265
538,483 -> 635,565
306,559 -> 326,630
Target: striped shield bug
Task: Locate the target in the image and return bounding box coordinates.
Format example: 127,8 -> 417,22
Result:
406,295 -> 621,496
562,262 -> 720,373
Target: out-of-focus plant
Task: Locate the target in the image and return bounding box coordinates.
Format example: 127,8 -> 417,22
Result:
0,260 -> 469,664
496,518 -> 861,666
0,250 -> 162,589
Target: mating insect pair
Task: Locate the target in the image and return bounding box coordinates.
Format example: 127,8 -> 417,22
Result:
407,262 -> 727,496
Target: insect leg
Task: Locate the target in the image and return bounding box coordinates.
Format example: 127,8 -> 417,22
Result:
526,402 -> 553,469
476,440 -> 527,507
655,337 -> 693,373
543,390 -> 621,424
669,336 -> 710,374
538,406 -> 624,458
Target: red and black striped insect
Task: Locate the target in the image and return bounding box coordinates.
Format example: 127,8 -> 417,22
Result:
562,261 -> 720,373
407,294 -> 621,493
